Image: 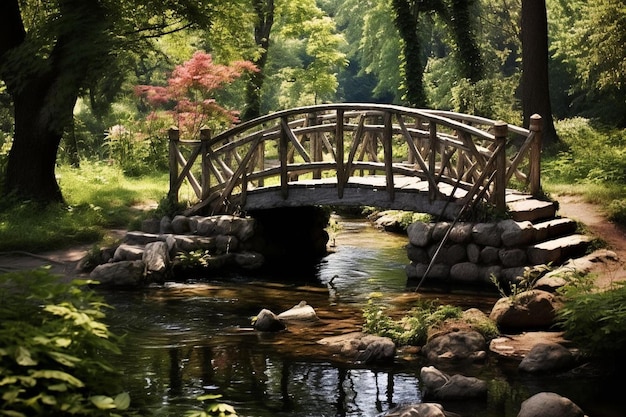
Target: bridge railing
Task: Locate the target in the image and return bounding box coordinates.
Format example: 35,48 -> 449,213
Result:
168,104 -> 542,215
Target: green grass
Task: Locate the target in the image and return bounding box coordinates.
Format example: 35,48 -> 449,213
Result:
542,118 -> 626,226
0,161 -> 169,252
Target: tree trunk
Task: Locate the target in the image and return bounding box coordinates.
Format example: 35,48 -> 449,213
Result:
5,73 -> 77,203
1,0 -> 105,203
392,0 -> 427,107
447,0 -> 483,82
243,0 -> 274,121
521,0 -> 558,144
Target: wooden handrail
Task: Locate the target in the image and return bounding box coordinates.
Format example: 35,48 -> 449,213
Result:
168,104 -> 542,216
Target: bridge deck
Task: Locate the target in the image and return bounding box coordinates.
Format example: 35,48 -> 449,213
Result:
232,175 -> 531,220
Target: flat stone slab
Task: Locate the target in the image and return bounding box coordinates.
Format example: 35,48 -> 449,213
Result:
508,198 -> 557,223
527,234 -> 592,265
533,218 -> 578,241
489,331 -> 568,360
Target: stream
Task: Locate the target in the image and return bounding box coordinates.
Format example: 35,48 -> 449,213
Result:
103,216 -> 625,417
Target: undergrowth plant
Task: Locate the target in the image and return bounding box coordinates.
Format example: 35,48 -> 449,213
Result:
489,264 -> 552,303
185,394 -> 238,417
0,268 -> 129,416
557,274 -> 626,365
362,295 -> 462,346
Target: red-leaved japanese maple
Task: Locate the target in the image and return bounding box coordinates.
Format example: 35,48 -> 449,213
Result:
135,51 -> 257,139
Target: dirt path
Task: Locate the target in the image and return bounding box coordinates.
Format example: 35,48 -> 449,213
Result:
555,194 -> 626,288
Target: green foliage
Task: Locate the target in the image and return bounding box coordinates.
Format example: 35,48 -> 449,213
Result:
607,199 -> 626,225
185,394 -> 238,417
0,269 -> 128,416
450,76 -> 521,124
489,265 -> 552,302
272,1 -> 348,107
363,297 -> 462,346
557,275 -> 626,364
0,162 -> 167,252
175,250 -> 213,269
542,118 -> 626,224
544,118 -> 626,184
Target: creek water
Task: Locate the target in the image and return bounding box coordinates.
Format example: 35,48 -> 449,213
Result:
103,216 -> 624,417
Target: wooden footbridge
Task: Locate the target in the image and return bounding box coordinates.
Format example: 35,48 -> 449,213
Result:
168,104 -> 544,220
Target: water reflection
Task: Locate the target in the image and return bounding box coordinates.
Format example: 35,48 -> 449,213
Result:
103,217 -> 625,417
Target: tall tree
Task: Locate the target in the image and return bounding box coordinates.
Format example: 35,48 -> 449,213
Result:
243,0 -> 275,121
390,0 -> 483,107
0,0 -> 221,203
391,0 -> 428,107
521,0 -> 558,143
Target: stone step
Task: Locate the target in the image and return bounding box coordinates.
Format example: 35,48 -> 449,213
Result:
532,218 -> 579,242
508,198 -> 558,223
527,234 -> 592,266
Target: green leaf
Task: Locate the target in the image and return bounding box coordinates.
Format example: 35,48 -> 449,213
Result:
15,346 -> 37,366
47,383 -> 68,392
29,370 -> 84,388
2,388 -> 25,402
113,392 -> 131,410
90,395 -> 116,410
41,394 -> 57,405
47,351 -> 81,367
0,410 -> 27,417
197,394 -> 223,401
54,337 -> 73,348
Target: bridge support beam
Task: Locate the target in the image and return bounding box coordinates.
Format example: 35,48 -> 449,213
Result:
494,121 -> 508,215
529,114 -> 543,197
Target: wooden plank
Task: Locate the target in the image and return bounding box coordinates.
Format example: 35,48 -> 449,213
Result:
383,112 -> 395,201
280,117 -> 289,199
336,109 -> 345,198
281,117 -> 312,163
344,114 -> 366,177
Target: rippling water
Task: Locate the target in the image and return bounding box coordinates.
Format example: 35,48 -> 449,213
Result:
102,217 -> 625,417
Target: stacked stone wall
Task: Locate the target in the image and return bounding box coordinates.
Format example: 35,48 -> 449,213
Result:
405,219 -> 572,287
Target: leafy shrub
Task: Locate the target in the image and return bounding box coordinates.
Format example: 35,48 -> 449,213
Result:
607,199 -> 626,225
0,269 -> 129,416
545,118 -> 626,184
363,297 -> 462,346
557,276 -> 626,364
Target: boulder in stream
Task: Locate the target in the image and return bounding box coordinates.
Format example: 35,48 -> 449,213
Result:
518,342 -> 576,373
318,332 -> 395,364
517,392 -> 587,417
382,403 -> 461,417
420,366 -> 488,400
277,301 -> 319,323
253,309 -> 285,332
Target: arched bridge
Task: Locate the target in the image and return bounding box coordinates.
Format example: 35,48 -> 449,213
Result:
168,104 -> 543,220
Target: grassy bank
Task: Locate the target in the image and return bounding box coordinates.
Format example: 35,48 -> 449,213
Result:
542,118 -> 626,225
0,161 -> 168,252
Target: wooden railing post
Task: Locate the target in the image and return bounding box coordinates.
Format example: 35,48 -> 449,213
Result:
336,109 -> 345,198
428,121 -> 438,201
529,114 -> 542,197
493,121 -> 508,215
257,141 -> 265,187
383,112 -> 395,201
168,127 -> 180,202
308,112 -> 322,179
279,116 -> 289,199
200,128 -> 211,200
